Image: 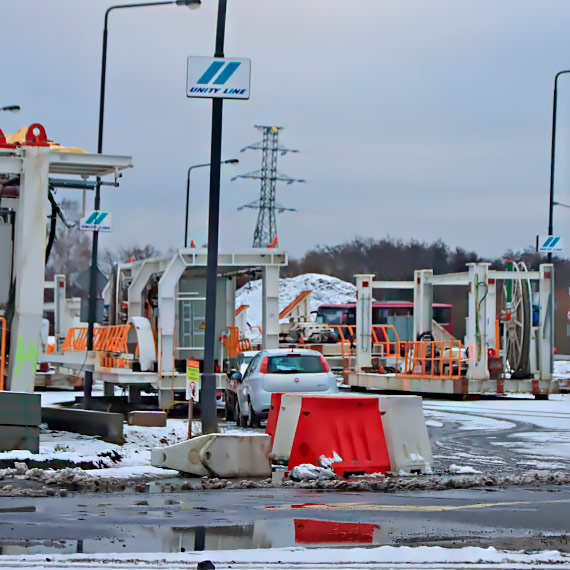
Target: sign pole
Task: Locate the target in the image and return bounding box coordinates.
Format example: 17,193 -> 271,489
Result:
201,0 -> 228,435
187,399 -> 194,440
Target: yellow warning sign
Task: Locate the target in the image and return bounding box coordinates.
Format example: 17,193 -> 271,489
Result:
186,359 -> 201,401
199,322 -> 206,330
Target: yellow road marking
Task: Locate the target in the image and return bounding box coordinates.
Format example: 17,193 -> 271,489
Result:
267,498 -> 570,512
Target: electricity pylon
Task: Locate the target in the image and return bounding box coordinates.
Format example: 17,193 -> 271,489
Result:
234,125 -> 304,247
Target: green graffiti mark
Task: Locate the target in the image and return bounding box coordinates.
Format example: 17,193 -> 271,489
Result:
15,336 -> 39,376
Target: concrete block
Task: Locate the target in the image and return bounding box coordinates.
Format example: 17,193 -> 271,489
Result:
0,425 -> 39,453
0,392 -> 41,427
42,406 -> 124,444
128,411 -> 167,427
378,395 -> 433,474
152,434 -> 272,478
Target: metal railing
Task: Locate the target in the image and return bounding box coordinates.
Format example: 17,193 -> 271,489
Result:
62,325 -> 130,353
395,340 -> 462,379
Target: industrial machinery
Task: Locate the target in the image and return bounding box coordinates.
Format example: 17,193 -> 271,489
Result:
0,123 -> 132,394
348,263 -> 555,397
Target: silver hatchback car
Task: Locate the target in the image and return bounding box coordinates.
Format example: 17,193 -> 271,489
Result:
234,348 -> 339,428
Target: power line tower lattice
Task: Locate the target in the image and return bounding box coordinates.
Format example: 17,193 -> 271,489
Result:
233,125 -> 304,247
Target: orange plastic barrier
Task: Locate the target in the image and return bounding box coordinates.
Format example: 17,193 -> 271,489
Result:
396,340 -> 462,379
265,392 -> 284,446
225,326 -> 240,358
287,396 -> 390,476
62,325 -> 130,353
294,520 -> 376,544
0,317 -> 6,391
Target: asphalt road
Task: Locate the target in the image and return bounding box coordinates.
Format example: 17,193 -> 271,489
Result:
0,486 -> 568,556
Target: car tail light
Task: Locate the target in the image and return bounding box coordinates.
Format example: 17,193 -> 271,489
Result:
319,355 -> 330,373
259,356 -> 268,374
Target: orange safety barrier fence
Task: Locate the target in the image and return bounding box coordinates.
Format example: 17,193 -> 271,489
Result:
62,325 -> 130,353
395,340 -> 462,379
327,325 -> 355,344
239,338 -> 253,352
371,325 -> 400,357
0,317 -> 6,391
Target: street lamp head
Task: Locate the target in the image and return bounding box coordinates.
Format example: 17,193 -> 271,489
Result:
224,158 -> 239,165
1,105 -> 21,113
176,0 -> 201,8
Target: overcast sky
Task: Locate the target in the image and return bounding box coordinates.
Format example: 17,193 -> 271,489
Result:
3,0 -> 570,259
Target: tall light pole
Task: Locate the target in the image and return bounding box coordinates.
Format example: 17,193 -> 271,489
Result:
0,105 -> 20,113
201,0 -> 228,434
185,158 -> 238,247
84,0 -> 201,409
547,70 -> 570,262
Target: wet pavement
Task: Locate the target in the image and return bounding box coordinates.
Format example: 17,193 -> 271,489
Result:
0,486 -> 569,555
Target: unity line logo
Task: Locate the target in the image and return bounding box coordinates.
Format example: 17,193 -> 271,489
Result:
187,56 -> 250,99
542,236 -> 560,249
80,210 -> 112,232
85,211 -> 108,225
197,61 -> 241,85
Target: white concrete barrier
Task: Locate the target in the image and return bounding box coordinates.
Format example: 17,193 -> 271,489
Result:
151,433 -> 272,477
378,395 -> 433,474
270,394 -> 304,463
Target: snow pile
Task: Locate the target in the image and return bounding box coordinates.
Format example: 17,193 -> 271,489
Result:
289,464 -> 336,481
236,273 -> 357,335
554,359 -> 570,387
447,464 -> 482,475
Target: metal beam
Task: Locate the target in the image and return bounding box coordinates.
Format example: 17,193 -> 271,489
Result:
372,280 -> 414,289
489,270 -> 541,281
425,272 -> 470,286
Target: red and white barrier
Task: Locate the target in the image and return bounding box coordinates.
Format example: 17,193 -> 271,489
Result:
267,393 -> 432,476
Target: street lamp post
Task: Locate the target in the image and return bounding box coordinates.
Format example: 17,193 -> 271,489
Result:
547,70 -> 570,262
184,159 -> 238,247
0,105 -> 20,113
84,0 -> 201,409
201,0 -> 229,434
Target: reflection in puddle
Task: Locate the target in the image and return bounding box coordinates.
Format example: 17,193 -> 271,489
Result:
0,519 -> 386,555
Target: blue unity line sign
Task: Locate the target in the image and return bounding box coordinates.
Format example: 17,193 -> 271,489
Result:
80,211 -> 112,232
187,56 -> 250,100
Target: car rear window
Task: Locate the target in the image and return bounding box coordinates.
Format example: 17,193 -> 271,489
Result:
267,355 -> 325,374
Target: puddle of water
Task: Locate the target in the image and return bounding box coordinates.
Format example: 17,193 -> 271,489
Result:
0,519 -> 385,555
0,507 -> 35,514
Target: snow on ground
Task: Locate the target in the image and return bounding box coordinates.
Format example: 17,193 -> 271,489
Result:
236,273 -> 357,336
2,545 -> 567,567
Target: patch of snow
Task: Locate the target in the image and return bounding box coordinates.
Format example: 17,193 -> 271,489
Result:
425,419 -> 443,427
289,463 -> 336,481
1,545 -> 568,567
448,464 -> 482,474
318,450 -> 343,468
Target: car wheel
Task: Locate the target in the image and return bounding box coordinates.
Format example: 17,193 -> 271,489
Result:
247,398 -> 261,429
225,393 -> 235,422
236,398 -> 247,428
